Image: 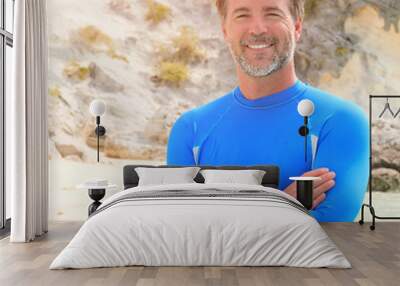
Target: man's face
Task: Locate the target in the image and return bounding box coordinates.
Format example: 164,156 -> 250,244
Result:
222,0 -> 302,78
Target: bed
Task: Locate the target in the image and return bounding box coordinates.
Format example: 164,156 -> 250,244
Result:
50,165 -> 350,269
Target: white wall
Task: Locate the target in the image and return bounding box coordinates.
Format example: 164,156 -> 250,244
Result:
48,158 -> 163,221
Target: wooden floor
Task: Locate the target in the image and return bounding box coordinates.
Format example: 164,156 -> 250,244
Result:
0,222 -> 399,286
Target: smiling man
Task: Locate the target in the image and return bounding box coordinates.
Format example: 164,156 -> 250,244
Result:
166,0 -> 369,222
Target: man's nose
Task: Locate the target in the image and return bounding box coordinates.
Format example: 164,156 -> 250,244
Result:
248,17 -> 268,35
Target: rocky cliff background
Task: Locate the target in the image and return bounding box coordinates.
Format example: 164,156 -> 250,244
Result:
47,0 -> 400,192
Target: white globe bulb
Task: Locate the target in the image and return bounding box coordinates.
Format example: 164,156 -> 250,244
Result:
297,99 -> 315,117
89,100 -> 106,116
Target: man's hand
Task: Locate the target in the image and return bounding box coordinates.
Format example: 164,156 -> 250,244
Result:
283,168 -> 336,209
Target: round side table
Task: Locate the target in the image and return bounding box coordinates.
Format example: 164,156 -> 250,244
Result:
77,184 -> 117,216
289,176 -> 321,210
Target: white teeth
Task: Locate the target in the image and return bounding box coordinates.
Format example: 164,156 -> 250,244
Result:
247,44 -> 272,49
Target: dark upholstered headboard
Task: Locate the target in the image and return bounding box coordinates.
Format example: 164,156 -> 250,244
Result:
123,165 -> 280,190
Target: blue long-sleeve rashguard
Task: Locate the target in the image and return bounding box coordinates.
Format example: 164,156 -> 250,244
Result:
166,80 -> 369,222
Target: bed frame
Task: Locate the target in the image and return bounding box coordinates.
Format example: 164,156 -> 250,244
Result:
123,165 -> 280,190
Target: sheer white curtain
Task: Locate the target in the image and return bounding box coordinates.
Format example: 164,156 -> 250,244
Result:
8,0 -> 48,242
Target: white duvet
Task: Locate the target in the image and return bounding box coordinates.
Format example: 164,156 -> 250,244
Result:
50,183 -> 351,269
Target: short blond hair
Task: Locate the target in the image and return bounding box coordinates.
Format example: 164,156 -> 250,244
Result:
215,0 -> 305,21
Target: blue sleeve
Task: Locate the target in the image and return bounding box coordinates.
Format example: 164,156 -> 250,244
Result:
166,113 -> 196,165
310,105 -> 369,222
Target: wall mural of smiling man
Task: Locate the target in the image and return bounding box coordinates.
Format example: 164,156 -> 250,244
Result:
167,0 -> 370,222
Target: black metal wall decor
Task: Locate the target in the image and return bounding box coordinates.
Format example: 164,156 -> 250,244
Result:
359,95 -> 400,230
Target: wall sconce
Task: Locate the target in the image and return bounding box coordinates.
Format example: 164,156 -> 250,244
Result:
297,99 -> 315,162
89,100 -> 106,162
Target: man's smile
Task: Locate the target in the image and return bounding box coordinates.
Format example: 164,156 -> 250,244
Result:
246,43 -> 275,50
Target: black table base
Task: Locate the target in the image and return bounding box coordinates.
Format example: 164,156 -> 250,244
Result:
88,188 -> 105,216
296,180 -> 313,210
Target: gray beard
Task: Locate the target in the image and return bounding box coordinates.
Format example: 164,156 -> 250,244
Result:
229,38 -> 294,78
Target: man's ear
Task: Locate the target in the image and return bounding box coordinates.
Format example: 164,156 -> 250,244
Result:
294,18 -> 303,42
222,22 -> 228,40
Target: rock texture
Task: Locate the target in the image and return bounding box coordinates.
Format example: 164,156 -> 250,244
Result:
47,0 -> 400,172
372,168 -> 400,192
298,0 -> 400,109
371,118 -> 400,191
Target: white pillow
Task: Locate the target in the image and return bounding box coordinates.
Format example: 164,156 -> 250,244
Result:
200,169 -> 266,185
135,167 -> 201,186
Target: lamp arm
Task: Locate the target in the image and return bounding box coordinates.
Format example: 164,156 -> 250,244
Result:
97,120 -> 100,163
